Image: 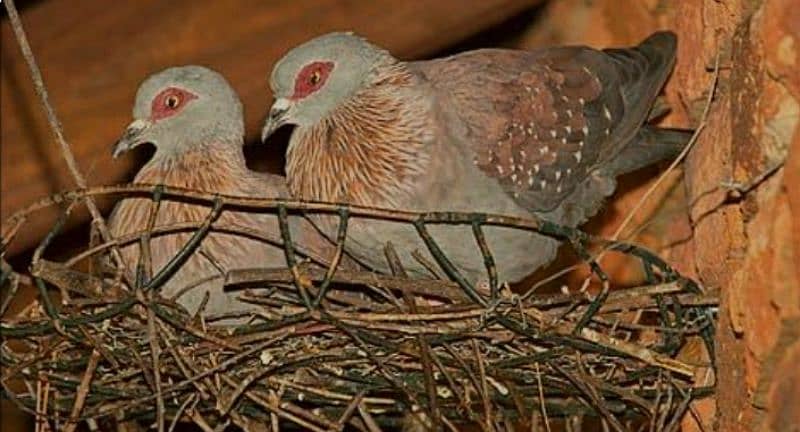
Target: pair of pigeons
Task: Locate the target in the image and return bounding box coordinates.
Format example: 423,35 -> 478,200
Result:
109,31 -> 688,319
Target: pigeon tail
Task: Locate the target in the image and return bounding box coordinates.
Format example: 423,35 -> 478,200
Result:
602,126 -> 691,177
603,31 -> 677,108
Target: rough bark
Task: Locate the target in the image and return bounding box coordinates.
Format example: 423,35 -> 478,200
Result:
520,0 -> 800,430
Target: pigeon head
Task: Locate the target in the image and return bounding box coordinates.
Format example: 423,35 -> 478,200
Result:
261,32 -> 393,141
113,65 -> 244,159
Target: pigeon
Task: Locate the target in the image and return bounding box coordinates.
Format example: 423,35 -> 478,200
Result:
261,32 -> 689,287
110,65 -> 325,320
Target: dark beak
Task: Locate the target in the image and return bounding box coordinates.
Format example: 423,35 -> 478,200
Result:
112,119 -> 152,158
261,98 -> 290,143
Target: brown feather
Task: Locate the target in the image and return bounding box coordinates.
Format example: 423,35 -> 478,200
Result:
286,60 -> 433,208
109,143 -> 298,318
413,48 -> 628,212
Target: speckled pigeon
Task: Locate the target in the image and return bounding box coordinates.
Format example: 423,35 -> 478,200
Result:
109,65 -> 327,320
261,32 -> 689,287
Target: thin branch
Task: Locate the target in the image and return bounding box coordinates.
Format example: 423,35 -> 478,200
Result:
62,350 -> 101,432
2,0 -> 124,268
534,363 -> 552,432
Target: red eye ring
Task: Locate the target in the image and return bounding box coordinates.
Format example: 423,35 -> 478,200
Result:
292,61 -> 334,100
151,87 -> 197,120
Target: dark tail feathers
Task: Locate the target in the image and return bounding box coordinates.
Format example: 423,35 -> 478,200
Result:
605,33 -> 678,124
603,126 -> 691,177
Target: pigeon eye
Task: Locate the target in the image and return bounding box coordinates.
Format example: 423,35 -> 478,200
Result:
151,87 -> 197,120
292,61 -> 334,99
165,95 -> 180,109
308,70 -> 321,86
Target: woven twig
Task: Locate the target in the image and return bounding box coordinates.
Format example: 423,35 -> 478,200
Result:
1,186 -> 716,431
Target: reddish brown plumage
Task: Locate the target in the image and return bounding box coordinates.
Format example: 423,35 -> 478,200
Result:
286,60 -> 432,208
414,48 -> 629,212
109,143 -> 302,318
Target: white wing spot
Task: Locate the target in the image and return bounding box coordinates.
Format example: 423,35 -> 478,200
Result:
526,128 -> 533,135
582,126 -> 589,135
578,140 -> 584,148
497,165 -> 504,174
578,97 -> 585,105
565,126 -> 572,134
561,137 -> 567,145
539,146 -> 549,155
511,173 -> 517,182
574,151 -> 582,163
556,185 -> 562,193
525,86 -> 531,92
540,180 -> 547,189
566,168 -> 572,175
603,105 -> 612,120
566,109 -> 573,118
604,128 -> 610,135
533,164 -> 540,173
555,170 -> 561,181
520,150 -> 527,159
549,130 -> 557,138
528,176 -> 534,186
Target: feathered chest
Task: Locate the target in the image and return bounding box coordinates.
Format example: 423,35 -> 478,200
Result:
107,146 -> 287,314
285,75 -> 434,208
109,147 -> 265,247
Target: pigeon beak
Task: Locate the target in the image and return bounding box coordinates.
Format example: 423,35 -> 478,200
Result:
112,119 -> 152,158
261,97 -> 291,143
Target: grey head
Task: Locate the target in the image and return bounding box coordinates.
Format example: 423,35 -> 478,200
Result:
261,32 -> 394,141
113,65 -> 244,159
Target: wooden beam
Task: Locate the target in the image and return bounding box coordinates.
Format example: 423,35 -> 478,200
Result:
1,0 -> 540,255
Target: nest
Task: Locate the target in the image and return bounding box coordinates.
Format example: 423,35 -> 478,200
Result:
1,185 -> 717,432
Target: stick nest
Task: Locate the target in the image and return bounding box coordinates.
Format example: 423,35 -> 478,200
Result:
1,186 -> 717,431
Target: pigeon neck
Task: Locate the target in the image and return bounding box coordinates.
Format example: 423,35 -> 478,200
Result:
136,140 -> 249,192
286,63 -> 432,208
